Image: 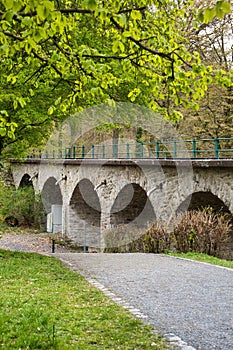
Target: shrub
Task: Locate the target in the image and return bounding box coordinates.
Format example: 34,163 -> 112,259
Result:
104,209 -> 232,258
104,225 -> 142,253
173,208 -> 232,258
0,182 -> 44,228
104,222 -> 172,253
130,222 -> 172,253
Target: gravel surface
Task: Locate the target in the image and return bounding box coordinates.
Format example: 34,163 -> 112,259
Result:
0,233 -> 233,350
0,232 -> 69,254
55,253 -> 233,350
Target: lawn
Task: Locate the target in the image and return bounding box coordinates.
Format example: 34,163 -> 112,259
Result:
0,249 -> 168,350
168,252 -> 233,269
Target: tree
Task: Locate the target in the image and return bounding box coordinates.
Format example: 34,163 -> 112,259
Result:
0,0 -> 232,156
176,1 -> 233,140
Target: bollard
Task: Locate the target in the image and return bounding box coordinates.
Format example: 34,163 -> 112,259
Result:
52,239 -> 55,253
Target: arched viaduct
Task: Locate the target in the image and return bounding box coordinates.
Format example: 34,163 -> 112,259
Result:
11,158 -> 233,250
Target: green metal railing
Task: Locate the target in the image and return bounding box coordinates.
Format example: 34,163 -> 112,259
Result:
29,137 -> 233,160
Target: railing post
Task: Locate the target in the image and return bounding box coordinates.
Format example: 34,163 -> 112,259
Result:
173,140 -> 177,159
65,148 -> 70,159
214,138 -> 219,159
81,145 -> 85,158
52,150 -> 55,159
97,145 -> 100,159
72,146 -> 76,159
126,143 -> 130,158
102,144 -> 105,158
156,141 -> 160,158
192,139 -> 197,159
113,143 -> 118,158
140,143 -> 144,158
91,145 -> 95,158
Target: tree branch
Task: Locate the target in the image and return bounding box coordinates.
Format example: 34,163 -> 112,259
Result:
1,30 -> 23,41
24,64 -> 47,84
110,16 -> 175,63
118,6 -> 147,14
82,53 -> 136,60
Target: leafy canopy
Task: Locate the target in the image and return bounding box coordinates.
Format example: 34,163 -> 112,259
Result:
198,0 -> 231,23
0,0 -> 232,153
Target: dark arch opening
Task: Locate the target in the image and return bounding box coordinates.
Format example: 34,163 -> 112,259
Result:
41,177 -> 63,214
70,179 -> 101,226
5,173 -> 36,227
176,191 -> 233,229
176,191 -> 233,258
176,191 -> 232,217
68,179 -> 101,248
19,174 -> 33,188
110,183 -> 156,227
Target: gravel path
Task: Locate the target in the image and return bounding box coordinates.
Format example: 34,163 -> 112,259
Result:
54,253 -> 233,350
0,233 -> 233,350
0,232 -> 70,254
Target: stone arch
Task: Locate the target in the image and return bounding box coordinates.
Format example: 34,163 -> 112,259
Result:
41,177 -> 63,214
110,183 -> 156,227
19,173 -> 33,188
176,191 -> 232,218
68,179 -> 101,249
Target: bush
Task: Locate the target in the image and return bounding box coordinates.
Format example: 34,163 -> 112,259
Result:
173,208 -> 232,258
130,222 -> 172,253
104,209 -> 232,258
0,182 -> 44,228
104,225 -> 143,253
104,222 -> 171,253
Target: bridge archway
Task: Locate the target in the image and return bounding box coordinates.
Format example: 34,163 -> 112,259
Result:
19,174 -> 33,188
176,191 -> 232,218
110,183 -> 156,227
41,177 -> 63,214
68,179 -> 101,248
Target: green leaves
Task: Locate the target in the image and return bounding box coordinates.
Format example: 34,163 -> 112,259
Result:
131,10 -> 142,21
128,88 -> 141,102
47,106 -> 54,115
0,0 -> 231,157
82,0 -> 97,11
112,40 -> 124,53
0,116 -> 17,139
37,2 -> 55,21
199,1 -> 231,23
3,0 -> 23,12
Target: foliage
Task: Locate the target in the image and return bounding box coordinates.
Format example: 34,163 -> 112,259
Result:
0,181 -> 44,227
177,2 -> 233,139
104,222 -> 172,254
0,0 -> 232,156
173,208 -> 232,258
0,249 -> 168,349
104,209 -> 233,259
0,64 -> 69,158
129,222 -> 172,253
198,1 -> 231,23
104,225 -> 143,253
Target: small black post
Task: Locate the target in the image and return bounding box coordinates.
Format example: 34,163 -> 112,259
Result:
52,239 -> 55,253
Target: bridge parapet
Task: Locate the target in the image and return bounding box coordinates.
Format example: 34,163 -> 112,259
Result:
10,158 -> 233,170
28,137 -> 233,160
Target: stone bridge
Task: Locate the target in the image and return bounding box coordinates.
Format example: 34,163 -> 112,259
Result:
11,158 -> 233,250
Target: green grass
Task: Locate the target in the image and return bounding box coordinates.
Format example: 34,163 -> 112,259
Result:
0,249 -> 168,350
168,252 -> 233,269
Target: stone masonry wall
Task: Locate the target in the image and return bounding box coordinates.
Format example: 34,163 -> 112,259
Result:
11,159 -> 233,252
